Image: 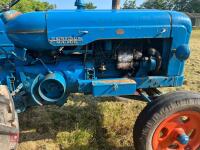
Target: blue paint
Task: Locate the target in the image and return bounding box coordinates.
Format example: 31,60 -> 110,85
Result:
4,10 -> 172,50
38,72 -> 66,102
92,78 -> 136,97
0,2 -> 192,112
176,44 -> 190,61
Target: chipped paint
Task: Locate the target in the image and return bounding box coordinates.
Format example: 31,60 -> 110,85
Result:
116,29 -> 125,35
3,11 -> 22,22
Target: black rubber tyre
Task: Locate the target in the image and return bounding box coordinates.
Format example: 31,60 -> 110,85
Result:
133,91 -> 200,150
0,85 -> 19,150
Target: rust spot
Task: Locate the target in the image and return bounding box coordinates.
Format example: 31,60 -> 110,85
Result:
4,11 -> 22,21
99,79 -> 135,84
116,29 -> 125,35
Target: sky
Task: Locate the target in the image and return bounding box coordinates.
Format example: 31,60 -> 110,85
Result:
42,0 -> 144,9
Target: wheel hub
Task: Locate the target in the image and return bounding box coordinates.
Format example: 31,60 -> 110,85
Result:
177,133 -> 189,145
152,111 -> 200,150
175,128 -> 190,145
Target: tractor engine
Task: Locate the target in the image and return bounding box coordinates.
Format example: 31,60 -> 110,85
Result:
2,1 -> 200,150
0,7 -> 192,112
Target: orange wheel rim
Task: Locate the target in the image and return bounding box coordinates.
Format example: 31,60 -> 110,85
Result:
152,111 -> 200,150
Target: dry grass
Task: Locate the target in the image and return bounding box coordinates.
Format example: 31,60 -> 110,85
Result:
17,30 -> 200,150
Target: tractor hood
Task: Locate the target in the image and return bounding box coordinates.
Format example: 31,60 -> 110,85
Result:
3,9 -> 191,51
46,10 -> 172,46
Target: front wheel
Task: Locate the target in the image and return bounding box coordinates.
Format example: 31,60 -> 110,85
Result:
133,91 -> 200,150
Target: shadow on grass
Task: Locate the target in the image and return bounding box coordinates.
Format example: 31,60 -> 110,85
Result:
18,95 -> 136,150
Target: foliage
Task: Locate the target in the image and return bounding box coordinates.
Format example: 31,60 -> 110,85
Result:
140,0 -> 172,10
189,0 -> 200,13
0,0 -> 55,13
141,0 -> 200,13
85,2 -> 97,9
56,130 -> 93,149
122,0 -> 136,9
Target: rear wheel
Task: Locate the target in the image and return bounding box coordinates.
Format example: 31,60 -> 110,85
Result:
133,91 -> 200,150
0,85 -> 19,150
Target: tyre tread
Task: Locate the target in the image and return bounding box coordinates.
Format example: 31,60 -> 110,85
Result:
134,91 -> 200,150
0,85 -> 19,150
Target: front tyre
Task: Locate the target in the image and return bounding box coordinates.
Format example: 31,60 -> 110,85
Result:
0,85 -> 19,150
133,91 -> 200,150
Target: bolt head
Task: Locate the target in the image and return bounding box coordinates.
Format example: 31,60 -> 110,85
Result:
178,134 -> 190,145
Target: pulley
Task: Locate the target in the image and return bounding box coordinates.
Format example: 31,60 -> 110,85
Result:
38,72 -> 66,102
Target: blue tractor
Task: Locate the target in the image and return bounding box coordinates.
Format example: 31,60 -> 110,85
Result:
0,0 -> 200,149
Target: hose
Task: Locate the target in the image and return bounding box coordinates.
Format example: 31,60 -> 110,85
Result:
148,48 -> 162,72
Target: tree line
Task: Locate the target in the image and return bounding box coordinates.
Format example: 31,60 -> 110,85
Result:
87,0 -> 200,13
141,0 -> 200,13
0,0 -> 55,12
0,0 -> 199,13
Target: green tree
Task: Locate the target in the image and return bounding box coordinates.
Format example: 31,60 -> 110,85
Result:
0,0 -> 55,13
140,0 -> 173,10
85,2 -> 97,9
141,0 -> 200,13
123,0 -> 136,9
190,0 -> 200,13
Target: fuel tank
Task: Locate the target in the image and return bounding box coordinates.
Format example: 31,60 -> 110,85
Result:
0,17 -> 14,59
3,10 -> 191,51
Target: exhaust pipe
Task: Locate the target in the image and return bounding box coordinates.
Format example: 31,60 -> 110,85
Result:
112,0 -> 120,10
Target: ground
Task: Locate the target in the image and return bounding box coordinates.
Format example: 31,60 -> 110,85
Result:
17,30 -> 200,150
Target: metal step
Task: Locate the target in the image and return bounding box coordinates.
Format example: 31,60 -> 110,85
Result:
92,78 -> 136,97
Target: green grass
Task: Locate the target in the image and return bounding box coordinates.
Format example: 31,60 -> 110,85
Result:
17,30 -> 200,150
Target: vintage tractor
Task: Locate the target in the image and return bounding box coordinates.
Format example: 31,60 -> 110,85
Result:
0,0 -> 200,149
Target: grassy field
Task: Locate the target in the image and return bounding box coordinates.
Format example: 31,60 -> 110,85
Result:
17,30 -> 200,150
